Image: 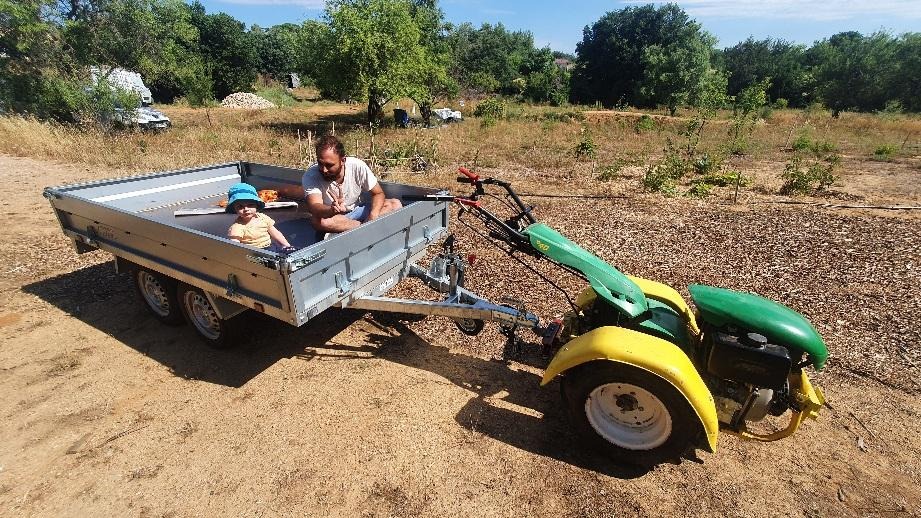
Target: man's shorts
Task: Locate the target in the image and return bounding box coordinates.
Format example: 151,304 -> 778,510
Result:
345,204 -> 371,222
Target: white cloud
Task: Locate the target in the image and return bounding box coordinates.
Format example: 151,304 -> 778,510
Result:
218,0 -> 325,7
626,0 -> 921,21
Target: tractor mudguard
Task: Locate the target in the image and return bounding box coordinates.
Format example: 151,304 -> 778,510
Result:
541,326 -> 719,453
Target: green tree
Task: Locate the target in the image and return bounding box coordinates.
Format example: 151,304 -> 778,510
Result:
141,0 -> 208,103
406,0 -> 456,126
187,2 -> 257,100
892,33 -> 921,112
722,37 -> 811,107
519,47 -> 569,105
295,20 -> 332,88
808,31 -> 898,116
446,22 -> 534,94
318,0 -> 430,123
252,23 -> 300,80
641,30 -> 715,116
0,0 -> 69,114
571,4 -> 714,108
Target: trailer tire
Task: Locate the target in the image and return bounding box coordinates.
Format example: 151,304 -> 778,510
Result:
562,361 -> 697,466
132,267 -> 184,325
178,284 -> 239,349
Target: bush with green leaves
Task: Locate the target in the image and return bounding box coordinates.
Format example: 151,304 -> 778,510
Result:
685,181 -> 712,197
574,126 -> 597,158
780,154 -> 839,195
473,97 -> 506,127
873,144 -> 897,161
634,114 -> 656,133
642,139 -> 687,195
597,156 -> 639,181
255,86 -> 299,107
696,171 -> 749,187
692,153 -> 722,175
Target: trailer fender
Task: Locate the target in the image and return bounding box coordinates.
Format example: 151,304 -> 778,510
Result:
541,326 -> 719,453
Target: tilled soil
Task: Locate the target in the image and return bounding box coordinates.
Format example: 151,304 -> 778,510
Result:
1,154 -> 920,517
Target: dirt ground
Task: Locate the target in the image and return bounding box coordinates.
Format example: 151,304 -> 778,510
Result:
1,153 -> 920,517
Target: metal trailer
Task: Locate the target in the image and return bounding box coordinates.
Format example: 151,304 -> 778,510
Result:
43,161 -> 540,346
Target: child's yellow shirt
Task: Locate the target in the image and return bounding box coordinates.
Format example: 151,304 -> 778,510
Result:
228,213 -> 274,249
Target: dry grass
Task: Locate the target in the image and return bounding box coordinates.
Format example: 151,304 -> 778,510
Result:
2,101 -> 919,196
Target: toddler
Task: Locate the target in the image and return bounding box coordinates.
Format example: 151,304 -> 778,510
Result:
225,183 -> 296,254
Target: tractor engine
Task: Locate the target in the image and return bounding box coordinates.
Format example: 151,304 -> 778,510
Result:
702,328 -> 796,427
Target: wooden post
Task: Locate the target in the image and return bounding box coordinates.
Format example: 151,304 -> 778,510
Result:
307,130 -> 314,164
369,122 -> 376,170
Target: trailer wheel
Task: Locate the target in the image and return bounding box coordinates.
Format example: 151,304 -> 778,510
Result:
454,318 -> 484,336
178,285 -> 238,349
562,362 -> 698,466
132,267 -> 184,325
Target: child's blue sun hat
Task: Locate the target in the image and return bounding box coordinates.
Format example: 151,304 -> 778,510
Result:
226,182 -> 264,213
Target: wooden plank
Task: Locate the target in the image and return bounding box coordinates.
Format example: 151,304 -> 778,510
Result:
174,201 -> 300,217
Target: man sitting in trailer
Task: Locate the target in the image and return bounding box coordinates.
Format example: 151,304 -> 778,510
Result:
302,135 -> 402,234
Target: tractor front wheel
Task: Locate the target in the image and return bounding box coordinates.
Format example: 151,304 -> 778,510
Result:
562,362 -> 698,466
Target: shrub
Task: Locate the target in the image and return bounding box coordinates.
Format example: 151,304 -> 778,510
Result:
474,97 -> 506,127
574,126 -> 596,159
692,153 -> 722,175
643,140 -> 686,195
255,86 -> 299,107
643,164 -> 679,195
634,114 -> 656,133
780,155 -> 838,195
792,132 -> 837,154
792,132 -> 812,151
597,156 -> 638,181
696,171 -> 749,187
685,181 -> 712,197
773,98 -> 789,109
873,144 -> 897,161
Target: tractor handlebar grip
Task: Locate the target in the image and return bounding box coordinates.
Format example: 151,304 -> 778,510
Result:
456,176 -> 473,183
458,167 -> 478,180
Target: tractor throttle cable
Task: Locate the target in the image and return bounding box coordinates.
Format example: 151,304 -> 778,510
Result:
456,212 -> 579,312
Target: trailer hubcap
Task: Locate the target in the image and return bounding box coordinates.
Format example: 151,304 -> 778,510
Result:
184,291 -> 221,340
138,271 -> 170,316
585,383 -> 672,450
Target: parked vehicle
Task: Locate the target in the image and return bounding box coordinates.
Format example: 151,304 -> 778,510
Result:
402,168 -> 827,465
90,67 -> 170,130
45,162 -> 826,465
44,162 -> 533,348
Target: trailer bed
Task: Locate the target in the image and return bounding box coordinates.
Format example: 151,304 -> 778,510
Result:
44,161 -> 450,326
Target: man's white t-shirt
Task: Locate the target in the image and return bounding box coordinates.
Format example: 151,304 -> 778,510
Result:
302,157 -> 378,211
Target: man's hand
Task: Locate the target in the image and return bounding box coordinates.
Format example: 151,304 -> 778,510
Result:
330,195 -> 347,215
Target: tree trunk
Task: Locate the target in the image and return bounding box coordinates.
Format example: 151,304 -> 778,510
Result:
367,95 -> 386,125
419,102 -> 433,127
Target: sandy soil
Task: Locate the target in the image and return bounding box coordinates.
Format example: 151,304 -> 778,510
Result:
1,153 -> 920,517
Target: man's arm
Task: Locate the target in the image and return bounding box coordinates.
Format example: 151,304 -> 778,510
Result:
306,193 -> 340,218
365,184 -> 386,221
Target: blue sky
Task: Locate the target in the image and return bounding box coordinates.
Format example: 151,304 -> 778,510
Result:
199,0 -> 921,52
